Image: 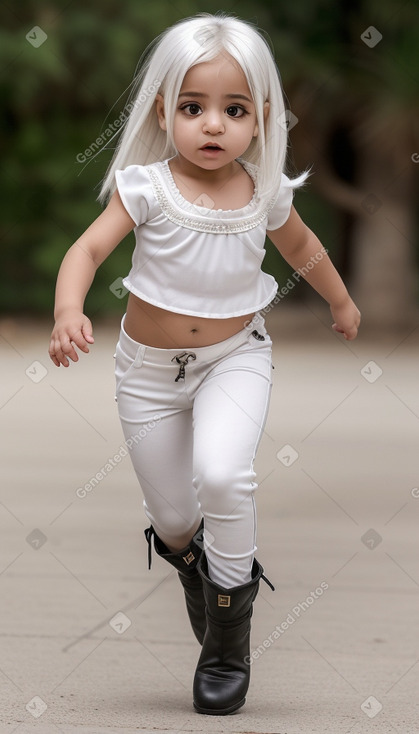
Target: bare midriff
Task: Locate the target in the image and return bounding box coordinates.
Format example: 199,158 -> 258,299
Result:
124,292 -> 255,349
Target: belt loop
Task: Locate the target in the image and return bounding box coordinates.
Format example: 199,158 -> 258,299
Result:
254,310 -> 267,334
133,344 -> 146,368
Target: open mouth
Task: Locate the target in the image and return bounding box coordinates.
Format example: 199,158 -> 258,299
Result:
200,144 -> 223,151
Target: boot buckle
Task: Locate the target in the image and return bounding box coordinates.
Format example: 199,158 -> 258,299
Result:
218,594 -> 231,607
183,551 -> 195,565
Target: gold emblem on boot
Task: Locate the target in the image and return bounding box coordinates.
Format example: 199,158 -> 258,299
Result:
183,551 -> 195,565
218,594 -> 231,607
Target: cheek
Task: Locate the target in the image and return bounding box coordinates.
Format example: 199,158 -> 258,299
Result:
173,115 -> 189,131
173,120 -> 187,143
172,117 -> 183,139
173,115 -> 200,140
236,119 -> 258,140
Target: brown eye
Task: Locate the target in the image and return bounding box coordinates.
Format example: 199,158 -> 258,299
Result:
226,105 -> 246,117
181,103 -> 202,116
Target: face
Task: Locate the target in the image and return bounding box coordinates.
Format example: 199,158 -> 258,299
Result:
156,53 -> 265,171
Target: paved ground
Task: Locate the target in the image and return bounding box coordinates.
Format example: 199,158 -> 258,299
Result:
1,303 -> 419,734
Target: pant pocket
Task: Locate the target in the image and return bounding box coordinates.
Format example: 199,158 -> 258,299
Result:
114,339 -> 146,399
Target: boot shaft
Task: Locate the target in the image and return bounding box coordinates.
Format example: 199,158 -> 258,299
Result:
144,521 -> 206,645
144,520 -> 204,575
193,552 -> 271,716
198,553 -> 263,622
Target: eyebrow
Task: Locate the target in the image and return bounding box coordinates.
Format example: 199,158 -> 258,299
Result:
178,92 -> 253,103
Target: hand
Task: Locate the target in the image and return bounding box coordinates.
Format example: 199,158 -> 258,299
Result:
330,296 -> 361,341
49,310 -> 94,367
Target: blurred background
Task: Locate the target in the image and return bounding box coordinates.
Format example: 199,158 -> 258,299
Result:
1,4 -> 419,730
1,0 -> 418,331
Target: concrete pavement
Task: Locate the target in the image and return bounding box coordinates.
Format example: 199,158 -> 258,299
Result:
1,304 -> 418,733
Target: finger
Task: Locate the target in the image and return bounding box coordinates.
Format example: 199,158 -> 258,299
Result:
74,340 -> 90,354
60,336 -> 81,362
49,352 -> 61,367
67,328 -> 91,354
50,347 -> 68,367
344,325 -> 358,341
49,339 -> 62,367
54,338 -> 77,366
53,345 -> 70,367
81,321 -> 94,344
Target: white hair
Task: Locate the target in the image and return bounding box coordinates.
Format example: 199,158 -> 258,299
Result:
98,12 -> 310,207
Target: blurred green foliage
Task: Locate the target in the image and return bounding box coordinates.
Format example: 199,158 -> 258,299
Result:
1,0 -> 417,317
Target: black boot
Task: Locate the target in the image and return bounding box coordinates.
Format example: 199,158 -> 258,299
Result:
144,521 -> 206,645
193,553 -> 274,715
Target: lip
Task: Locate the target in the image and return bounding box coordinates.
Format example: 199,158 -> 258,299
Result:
199,143 -> 224,150
200,148 -> 224,159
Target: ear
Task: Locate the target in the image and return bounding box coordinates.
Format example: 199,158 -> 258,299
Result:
155,93 -> 167,131
253,101 -> 270,138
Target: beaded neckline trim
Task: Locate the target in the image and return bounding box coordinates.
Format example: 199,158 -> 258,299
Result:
162,157 -> 259,213
145,161 -> 275,234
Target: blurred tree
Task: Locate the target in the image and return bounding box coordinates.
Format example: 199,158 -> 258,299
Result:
265,0 -> 419,327
0,0 -> 418,329
0,0 -> 186,316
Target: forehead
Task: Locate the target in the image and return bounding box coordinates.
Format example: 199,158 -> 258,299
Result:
180,53 -> 251,94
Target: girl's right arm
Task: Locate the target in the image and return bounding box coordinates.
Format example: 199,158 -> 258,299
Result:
49,190 -> 135,367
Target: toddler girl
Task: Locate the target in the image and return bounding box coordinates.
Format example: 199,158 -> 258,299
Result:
50,12 -> 360,716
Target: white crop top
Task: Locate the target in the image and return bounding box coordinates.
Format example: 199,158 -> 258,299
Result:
115,157 -> 295,319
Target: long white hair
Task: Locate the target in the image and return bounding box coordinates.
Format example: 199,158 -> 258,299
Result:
98,12 -> 309,207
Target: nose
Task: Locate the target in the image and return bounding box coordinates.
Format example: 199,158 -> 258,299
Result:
202,109 -> 225,134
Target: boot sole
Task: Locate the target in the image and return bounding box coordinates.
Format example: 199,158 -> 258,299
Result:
193,697 -> 245,715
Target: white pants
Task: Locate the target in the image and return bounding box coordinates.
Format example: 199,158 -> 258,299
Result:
114,312 -> 273,587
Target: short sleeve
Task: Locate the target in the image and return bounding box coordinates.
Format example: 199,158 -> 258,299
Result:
115,165 -> 153,227
266,173 -> 294,231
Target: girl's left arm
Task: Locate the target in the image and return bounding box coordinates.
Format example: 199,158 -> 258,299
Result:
267,207 -> 361,340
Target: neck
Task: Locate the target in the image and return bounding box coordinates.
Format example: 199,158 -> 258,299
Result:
168,154 -> 239,185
